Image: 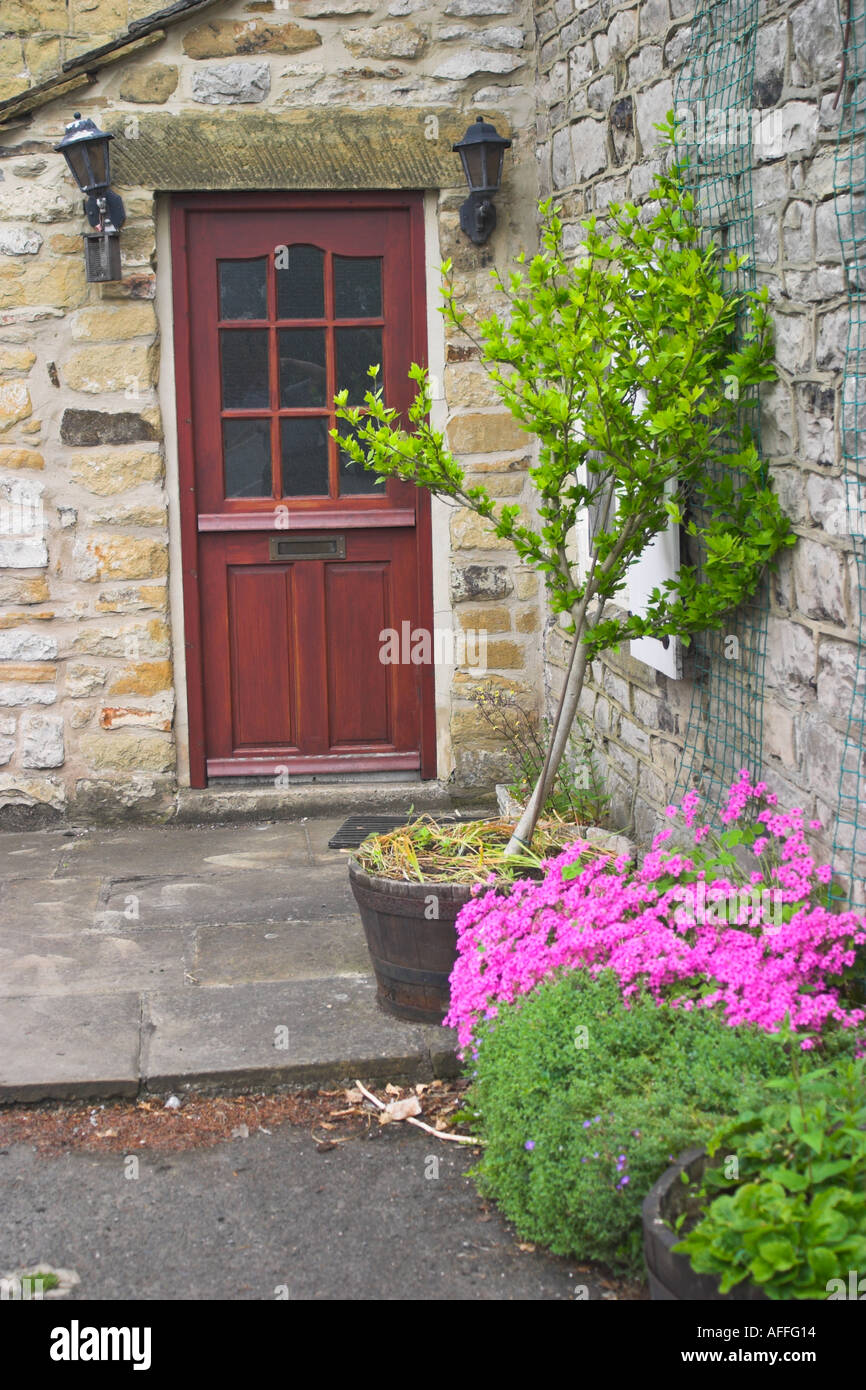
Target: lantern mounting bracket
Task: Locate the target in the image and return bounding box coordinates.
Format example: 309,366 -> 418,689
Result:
83,189 -> 126,232
459,191 -> 497,245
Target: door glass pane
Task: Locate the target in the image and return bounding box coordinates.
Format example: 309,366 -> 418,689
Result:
223,419 -> 272,498
337,420 -> 382,495
276,245 -> 325,320
220,330 -> 269,409
280,417 -> 329,496
278,329 -> 327,407
335,327 -> 382,405
218,258 -> 267,321
334,256 -> 382,318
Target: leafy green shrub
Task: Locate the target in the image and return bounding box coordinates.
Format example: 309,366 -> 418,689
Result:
674,1057 -> 866,1298
465,971 -> 855,1276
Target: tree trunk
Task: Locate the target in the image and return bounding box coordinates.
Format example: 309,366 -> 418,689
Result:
504,635 -> 591,856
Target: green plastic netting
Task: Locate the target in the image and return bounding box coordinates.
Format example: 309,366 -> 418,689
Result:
671,0 -> 771,815
832,1 -> 866,905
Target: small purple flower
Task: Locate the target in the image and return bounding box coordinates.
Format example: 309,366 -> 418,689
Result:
524,1140 -> 535,1151
582,1120 -> 592,1128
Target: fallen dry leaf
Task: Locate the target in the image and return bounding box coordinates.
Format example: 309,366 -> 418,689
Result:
517,1243 -> 536,1253
384,1083 -> 402,1096
379,1095 -> 423,1125
344,1088 -> 364,1104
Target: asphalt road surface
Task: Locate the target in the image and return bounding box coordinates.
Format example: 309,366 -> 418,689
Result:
0,1121 -> 614,1301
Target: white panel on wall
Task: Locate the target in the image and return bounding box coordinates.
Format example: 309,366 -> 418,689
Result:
626,517 -> 682,679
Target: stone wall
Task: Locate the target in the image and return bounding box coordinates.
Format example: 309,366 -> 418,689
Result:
0,0 -> 543,821
533,0 -> 855,853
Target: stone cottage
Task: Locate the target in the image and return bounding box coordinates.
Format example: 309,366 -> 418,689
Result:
0,0 -> 863,887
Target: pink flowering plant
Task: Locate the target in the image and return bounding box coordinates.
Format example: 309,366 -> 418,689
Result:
444,772 -> 866,1056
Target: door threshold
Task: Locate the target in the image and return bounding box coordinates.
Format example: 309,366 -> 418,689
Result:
207,771 -> 421,787
175,780 -> 495,825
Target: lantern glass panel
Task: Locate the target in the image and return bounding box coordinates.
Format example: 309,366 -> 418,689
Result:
88,137 -> 110,190
64,143 -> 93,192
489,146 -> 505,189
461,144 -> 486,191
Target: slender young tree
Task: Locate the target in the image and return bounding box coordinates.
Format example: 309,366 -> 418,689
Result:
335,138 -> 794,855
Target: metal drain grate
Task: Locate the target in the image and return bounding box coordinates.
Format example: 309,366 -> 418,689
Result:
328,812 -> 461,850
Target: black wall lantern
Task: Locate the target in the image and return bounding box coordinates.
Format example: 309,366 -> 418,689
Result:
452,116 -> 512,245
55,113 -> 126,283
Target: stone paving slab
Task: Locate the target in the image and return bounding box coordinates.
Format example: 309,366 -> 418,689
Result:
0,924 -> 185,997
0,992 -> 142,1102
190,918 -> 369,985
57,821 -> 314,878
0,876 -> 104,931
0,830 -> 84,879
0,816 -> 462,1101
96,861 -> 354,931
142,976 -> 458,1092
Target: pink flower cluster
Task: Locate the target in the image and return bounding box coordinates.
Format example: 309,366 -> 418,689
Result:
444,774 -> 866,1054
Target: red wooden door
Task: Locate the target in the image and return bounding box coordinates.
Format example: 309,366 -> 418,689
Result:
171,194 -> 435,785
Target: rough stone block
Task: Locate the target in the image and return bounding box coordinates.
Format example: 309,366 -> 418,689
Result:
447,412 -> 527,453
767,616 -> 816,700
782,200 -> 812,264
796,382 -> 836,467
0,379 -> 31,432
60,410 -> 159,447
806,474 -> 847,537
0,445 -> 43,470
191,62 -> 271,104
70,304 -> 158,343
635,79 -> 673,156
456,604 -> 511,633
433,49 -> 523,79
792,536 -> 847,624
816,636 -> 862,723
0,630 -> 56,662
763,701 -> 798,768
66,663 -> 108,698
69,447 -> 164,496
0,226 -> 42,256
61,343 -> 158,395
444,0 -> 517,12
184,20 -> 321,59
450,509 -> 514,551
816,307 -> 848,371
552,126 -> 574,188
108,661 -> 172,696
450,564 -> 511,602
19,711 -> 64,769
118,63 -> 179,103
78,731 -> 174,773
571,116 -> 608,181
0,536 -> 47,568
755,102 -> 819,162
73,538 -> 169,583
772,310 -> 811,373
343,24 -> 426,58
791,0 -> 843,85
0,185 -> 76,224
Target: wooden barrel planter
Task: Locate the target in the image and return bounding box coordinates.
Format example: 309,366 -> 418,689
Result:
348,859 -> 473,1024
642,1147 -> 768,1301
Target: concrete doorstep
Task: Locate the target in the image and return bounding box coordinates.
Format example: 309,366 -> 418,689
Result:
0,816 -> 460,1103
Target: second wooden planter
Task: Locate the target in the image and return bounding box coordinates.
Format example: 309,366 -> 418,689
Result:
642,1147 -> 769,1301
